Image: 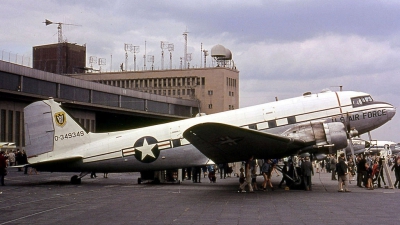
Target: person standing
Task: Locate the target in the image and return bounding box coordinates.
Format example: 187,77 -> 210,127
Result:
301,157 -> 314,191
0,151 -> 7,186
278,161 -> 288,188
261,159 -> 274,191
21,150 -> 28,174
347,157 -> 355,183
337,153 -> 351,192
8,150 -> 15,167
377,154 -> 387,188
392,158 -> 400,189
239,157 -> 254,193
238,167 -> 245,192
357,154 -> 367,187
330,155 -> 337,180
15,149 -> 22,171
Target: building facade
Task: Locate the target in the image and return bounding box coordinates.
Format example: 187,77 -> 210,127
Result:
33,43 -> 86,74
71,67 -> 239,115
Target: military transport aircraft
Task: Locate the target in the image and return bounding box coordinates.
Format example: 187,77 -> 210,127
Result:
0,142 -> 16,149
344,139 -> 400,156
23,90 -> 396,184
365,140 -> 398,156
344,138 -> 371,156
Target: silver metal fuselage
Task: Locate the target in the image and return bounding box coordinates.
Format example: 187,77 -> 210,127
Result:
26,91 -> 396,172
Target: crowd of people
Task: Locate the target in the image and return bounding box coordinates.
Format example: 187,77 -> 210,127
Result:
0,149 -> 30,186
233,152 -> 400,193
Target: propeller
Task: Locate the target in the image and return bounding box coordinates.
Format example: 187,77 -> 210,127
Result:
345,112 -> 358,164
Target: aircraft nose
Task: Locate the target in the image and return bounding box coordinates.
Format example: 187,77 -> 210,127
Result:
386,104 -> 396,120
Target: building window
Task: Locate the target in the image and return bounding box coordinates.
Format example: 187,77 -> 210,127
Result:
173,90 -> 176,95
163,90 -> 166,95
202,77 -> 205,85
208,104 -> 212,109
168,90 -> 171,95
187,89 -> 190,95
182,89 -> 185,95
208,90 -> 213,95
177,89 -> 180,95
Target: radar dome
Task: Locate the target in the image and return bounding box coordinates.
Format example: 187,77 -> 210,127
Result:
220,48 -> 232,60
211,44 -> 227,58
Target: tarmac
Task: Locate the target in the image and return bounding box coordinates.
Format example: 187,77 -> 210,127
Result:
0,169 -> 399,225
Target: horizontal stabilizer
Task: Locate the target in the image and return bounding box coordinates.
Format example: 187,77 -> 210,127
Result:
28,156 -> 83,172
183,122 -> 309,163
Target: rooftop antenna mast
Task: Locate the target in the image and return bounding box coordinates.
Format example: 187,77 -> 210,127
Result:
161,41 -> 168,70
203,49 -> 208,68
143,40 -> 147,70
147,55 -> 154,70
183,29 -> 189,70
132,46 -> 140,71
124,43 -> 133,71
168,43 -> 174,69
43,19 -> 81,74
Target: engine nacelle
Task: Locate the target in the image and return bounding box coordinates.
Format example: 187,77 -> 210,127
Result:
281,121 -> 348,152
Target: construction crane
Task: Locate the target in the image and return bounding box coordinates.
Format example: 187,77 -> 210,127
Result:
43,19 -> 81,74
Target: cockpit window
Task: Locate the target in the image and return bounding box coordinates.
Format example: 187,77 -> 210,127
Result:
351,95 -> 374,107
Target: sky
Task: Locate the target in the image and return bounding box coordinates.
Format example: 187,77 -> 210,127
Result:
1,0 -> 399,142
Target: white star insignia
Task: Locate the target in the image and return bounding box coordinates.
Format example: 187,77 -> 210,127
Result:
135,138 -> 157,160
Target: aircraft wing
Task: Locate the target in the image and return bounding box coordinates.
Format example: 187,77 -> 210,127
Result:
183,122 -> 310,163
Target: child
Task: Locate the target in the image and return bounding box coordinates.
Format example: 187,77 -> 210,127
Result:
238,167 -> 246,192
366,163 -> 374,190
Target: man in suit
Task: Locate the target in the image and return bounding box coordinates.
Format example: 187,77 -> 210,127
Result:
301,157 -> 314,191
337,153 -> 351,192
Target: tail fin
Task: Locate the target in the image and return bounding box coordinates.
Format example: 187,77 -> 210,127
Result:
24,99 -> 90,161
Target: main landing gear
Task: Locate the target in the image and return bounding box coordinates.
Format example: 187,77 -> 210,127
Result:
275,156 -> 303,189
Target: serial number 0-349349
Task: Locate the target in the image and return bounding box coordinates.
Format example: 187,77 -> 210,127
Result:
54,131 -> 85,141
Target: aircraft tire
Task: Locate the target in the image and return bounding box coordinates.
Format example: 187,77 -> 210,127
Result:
71,175 -> 81,185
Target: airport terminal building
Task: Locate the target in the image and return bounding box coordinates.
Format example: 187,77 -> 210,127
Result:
70,66 -> 239,115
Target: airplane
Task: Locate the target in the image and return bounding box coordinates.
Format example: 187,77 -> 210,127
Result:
365,140 -> 398,156
344,138 -> 371,156
23,90 -> 396,184
0,142 -> 16,149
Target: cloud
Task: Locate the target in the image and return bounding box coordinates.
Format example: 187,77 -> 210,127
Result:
235,34 -> 400,81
